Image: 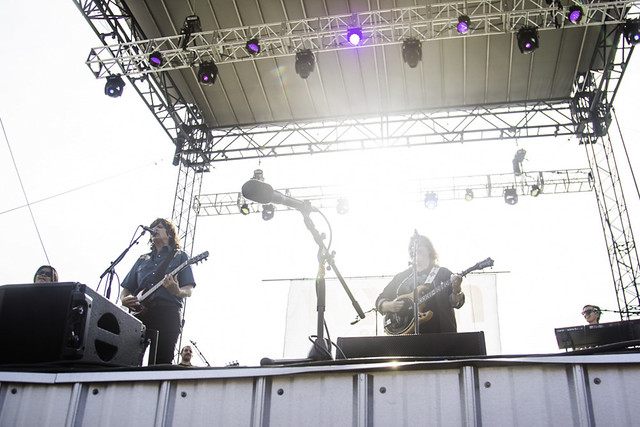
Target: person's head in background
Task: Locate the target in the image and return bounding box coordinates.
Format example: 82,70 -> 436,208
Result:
582,304 -> 601,325
33,265 -> 58,283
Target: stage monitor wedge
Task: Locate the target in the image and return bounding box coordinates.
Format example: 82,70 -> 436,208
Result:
0,282 -> 146,366
336,331 -> 486,359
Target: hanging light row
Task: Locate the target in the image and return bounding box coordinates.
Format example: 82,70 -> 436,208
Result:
103,15 -> 640,97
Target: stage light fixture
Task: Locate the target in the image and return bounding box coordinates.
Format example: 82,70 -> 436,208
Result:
182,15 -> 202,34
513,148 -> 526,175
624,19 -> 640,45
347,28 -> 363,46
517,27 -> 539,54
104,75 -> 125,97
465,188 -> 474,201
457,16 -> 471,34
568,6 -> 583,23
246,38 -> 260,55
149,51 -> 164,67
336,198 -> 349,215
424,192 -> 438,209
531,184 -> 541,197
295,50 -> 315,79
402,39 -> 422,68
197,61 -> 218,85
262,204 -> 275,221
504,188 -> 518,205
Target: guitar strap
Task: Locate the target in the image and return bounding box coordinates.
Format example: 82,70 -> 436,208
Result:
424,266 -> 440,287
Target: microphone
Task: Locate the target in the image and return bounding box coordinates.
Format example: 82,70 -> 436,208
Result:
241,179 -> 317,212
141,225 -> 158,236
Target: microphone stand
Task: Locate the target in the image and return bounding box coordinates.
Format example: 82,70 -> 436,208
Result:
260,202 -> 365,365
189,340 -> 211,367
411,230 -> 420,335
99,228 -> 147,300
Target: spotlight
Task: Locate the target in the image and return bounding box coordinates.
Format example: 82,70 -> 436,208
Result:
465,188 -> 474,201
246,38 -> 260,55
104,75 -> 125,97
336,198 -> 349,215
402,39 -> 422,68
424,192 -> 438,209
240,203 -> 250,215
182,15 -> 202,34
149,51 -> 164,67
347,28 -> 363,46
517,27 -> 539,54
504,188 -> 518,205
513,149 -> 526,175
531,184 -> 541,197
295,50 -> 315,79
457,15 -> 471,34
262,204 -> 275,221
568,6 -> 583,24
624,19 -> 640,45
197,61 -> 218,85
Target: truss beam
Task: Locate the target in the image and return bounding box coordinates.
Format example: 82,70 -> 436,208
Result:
85,1 -> 639,77
196,168 -> 593,216
180,100 -> 575,165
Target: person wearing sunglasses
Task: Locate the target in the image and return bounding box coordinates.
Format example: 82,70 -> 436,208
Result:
33,265 -> 59,283
582,305 -> 601,325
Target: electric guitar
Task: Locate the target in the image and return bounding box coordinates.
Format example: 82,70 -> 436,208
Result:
383,257 -> 494,335
129,251 -> 209,316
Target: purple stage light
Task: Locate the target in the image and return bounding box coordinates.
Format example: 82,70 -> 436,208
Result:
457,16 -> 470,34
568,6 -> 583,23
347,28 -> 363,46
246,38 -> 260,55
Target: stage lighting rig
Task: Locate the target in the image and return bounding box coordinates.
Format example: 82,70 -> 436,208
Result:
517,27 -> 539,54
424,192 -> 438,209
347,28 -> 363,46
336,198 -> 349,215
504,188 -> 518,205
197,61 -> 218,85
624,19 -> 640,45
262,204 -> 275,221
402,39 -> 422,68
295,50 -> 315,79
104,75 -> 125,97
568,6 -> 583,24
465,188 -> 474,201
181,15 -> 202,49
149,51 -> 164,67
530,184 -> 541,197
246,38 -> 260,55
457,16 -> 470,34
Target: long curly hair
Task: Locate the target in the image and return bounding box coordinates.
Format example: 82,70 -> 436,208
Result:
408,233 -> 438,265
149,218 -> 181,251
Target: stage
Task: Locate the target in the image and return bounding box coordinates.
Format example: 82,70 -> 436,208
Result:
1,351 -> 639,426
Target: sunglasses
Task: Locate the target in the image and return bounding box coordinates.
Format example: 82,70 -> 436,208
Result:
37,270 -> 54,278
582,309 -> 597,316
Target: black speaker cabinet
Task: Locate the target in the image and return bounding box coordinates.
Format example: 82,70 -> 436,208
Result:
0,282 -> 146,366
336,332 -> 487,359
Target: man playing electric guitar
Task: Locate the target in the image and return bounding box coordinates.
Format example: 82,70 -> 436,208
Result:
120,218 -> 196,364
376,233 -> 464,335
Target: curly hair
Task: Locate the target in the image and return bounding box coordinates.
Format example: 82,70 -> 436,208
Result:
408,233 -> 438,264
149,218 -> 181,251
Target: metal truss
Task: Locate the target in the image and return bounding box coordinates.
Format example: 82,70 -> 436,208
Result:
184,100 -> 575,165
570,22 -> 640,318
195,168 -> 593,216
85,1 -> 639,77
72,0 -> 212,251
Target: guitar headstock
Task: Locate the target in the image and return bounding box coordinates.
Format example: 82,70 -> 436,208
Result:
461,257 -> 494,276
189,251 -> 209,266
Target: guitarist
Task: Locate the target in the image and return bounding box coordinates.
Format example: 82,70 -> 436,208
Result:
120,218 -> 196,364
376,233 -> 465,334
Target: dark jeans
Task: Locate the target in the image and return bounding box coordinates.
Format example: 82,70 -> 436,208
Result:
137,304 -> 182,364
